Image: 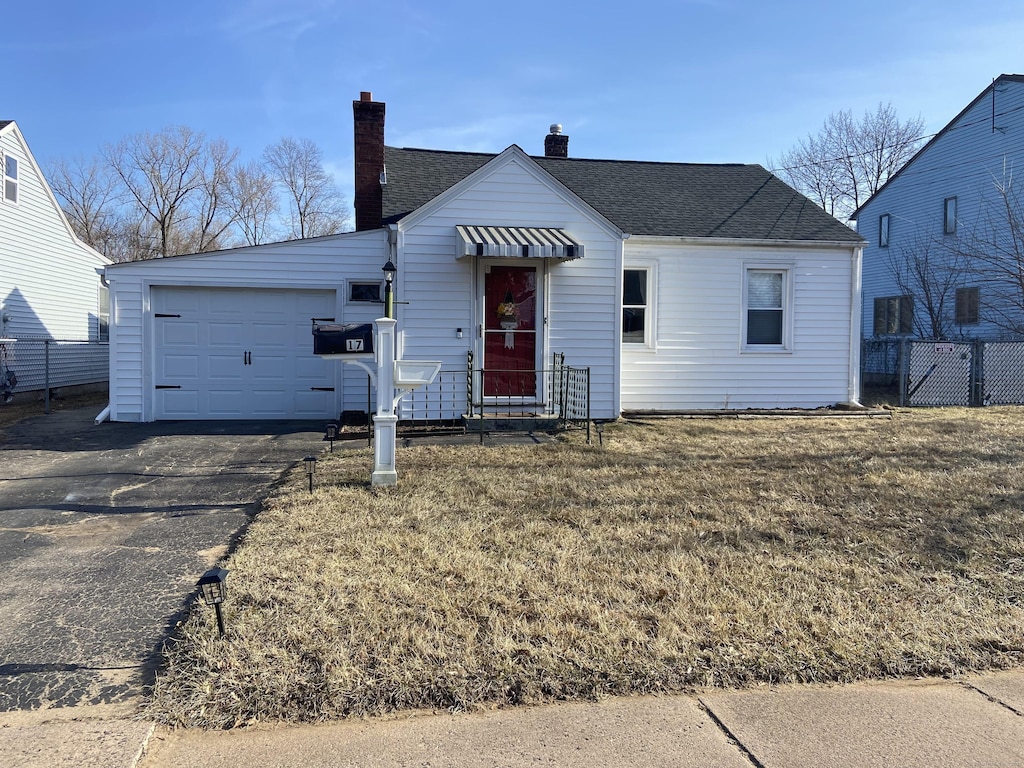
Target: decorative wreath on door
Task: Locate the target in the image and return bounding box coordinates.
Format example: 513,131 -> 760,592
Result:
496,290 -> 519,349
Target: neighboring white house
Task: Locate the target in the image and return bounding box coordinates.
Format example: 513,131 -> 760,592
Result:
855,74 -> 1024,340
0,120 -> 110,394
103,93 -> 864,422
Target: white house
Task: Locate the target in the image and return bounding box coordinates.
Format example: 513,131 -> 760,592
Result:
0,120 -> 110,394
102,93 -> 864,423
856,74 -> 1024,340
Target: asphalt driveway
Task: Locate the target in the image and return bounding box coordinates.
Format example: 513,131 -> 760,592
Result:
0,406 -> 327,711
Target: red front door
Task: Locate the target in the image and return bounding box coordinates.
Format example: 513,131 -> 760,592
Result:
483,265 -> 538,397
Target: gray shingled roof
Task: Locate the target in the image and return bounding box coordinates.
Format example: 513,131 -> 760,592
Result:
382,146 -> 863,243
0,121 -> 12,130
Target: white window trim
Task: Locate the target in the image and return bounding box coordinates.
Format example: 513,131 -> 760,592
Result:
741,263 -> 794,353
622,262 -> 657,351
2,153 -> 18,205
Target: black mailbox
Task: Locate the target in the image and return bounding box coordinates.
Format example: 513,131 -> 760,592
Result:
312,322 -> 374,356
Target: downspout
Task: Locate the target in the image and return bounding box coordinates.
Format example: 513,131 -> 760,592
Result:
846,245 -> 864,406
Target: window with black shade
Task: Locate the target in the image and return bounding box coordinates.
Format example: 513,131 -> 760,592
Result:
955,286 -> 979,326
745,269 -> 786,346
879,214 -> 890,248
944,196 -> 957,235
348,282 -> 382,303
622,268 -> 647,344
873,295 -> 914,335
2,154 -> 17,204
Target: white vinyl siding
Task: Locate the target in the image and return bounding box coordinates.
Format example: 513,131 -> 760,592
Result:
622,239 -> 854,410
0,124 -> 108,344
105,230 -> 389,421
396,151 -> 622,420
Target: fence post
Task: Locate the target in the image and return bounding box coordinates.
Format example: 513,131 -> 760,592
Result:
971,339 -> 985,407
44,339 -> 51,414
898,337 -> 908,406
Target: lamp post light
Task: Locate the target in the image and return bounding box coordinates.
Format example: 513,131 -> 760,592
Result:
197,567 -> 229,638
382,259 -> 397,319
324,421 -> 339,452
304,455 -> 317,493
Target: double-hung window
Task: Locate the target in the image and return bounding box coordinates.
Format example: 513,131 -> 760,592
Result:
873,295 -> 913,335
622,268 -> 652,345
955,287 -> 979,326
2,154 -> 17,204
743,267 -> 790,349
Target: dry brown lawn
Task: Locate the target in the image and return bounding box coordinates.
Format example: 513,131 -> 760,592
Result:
149,408 -> 1024,728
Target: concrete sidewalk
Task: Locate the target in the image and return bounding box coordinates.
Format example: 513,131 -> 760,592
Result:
5,671 -> 1020,768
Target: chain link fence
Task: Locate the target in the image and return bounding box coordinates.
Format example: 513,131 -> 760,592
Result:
862,337 -> 1024,406
0,339 -> 108,407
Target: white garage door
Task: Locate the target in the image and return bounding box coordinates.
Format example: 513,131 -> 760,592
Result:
153,286 -> 337,419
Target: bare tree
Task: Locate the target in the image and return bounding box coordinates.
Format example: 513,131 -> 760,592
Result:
104,126 -> 209,258
887,234 -> 965,339
190,138 -> 239,253
263,137 -> 349,239
771,104 -> 926,221
226,160 -> 279,245
46,156 -> 121,250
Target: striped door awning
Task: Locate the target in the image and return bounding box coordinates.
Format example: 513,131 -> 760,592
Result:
455,225 -> 583,260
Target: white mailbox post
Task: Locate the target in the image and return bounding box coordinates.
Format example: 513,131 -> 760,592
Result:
370,318 -> 441,487
314,317 -> 440,487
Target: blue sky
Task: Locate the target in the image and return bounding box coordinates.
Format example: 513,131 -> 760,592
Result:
5,0 -> 1023,207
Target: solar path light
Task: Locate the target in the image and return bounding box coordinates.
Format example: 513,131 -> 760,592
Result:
324,421 -> 339,452
304,455 -> 317,493
196,567 -> 229,638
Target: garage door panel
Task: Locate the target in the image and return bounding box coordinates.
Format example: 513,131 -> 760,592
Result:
252,323 -> 291,346
153,287 -> 337,420
162,354 -> 200,379
295,390 -> 333,417
209,355 -> 243,379
158,390 -> 200,417
160,322 -> 199,346
208,390 -> 246,416
209,322 -> 246,346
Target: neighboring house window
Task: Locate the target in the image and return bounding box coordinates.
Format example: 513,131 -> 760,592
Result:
879,214 -> 890,248
98,285 -> 110,342
955,286 -> 980,326
622,268 -> 648,344
348,281 -> 382,303
944,196 -> 957,235
2,154 -> 17,204
873,295 -> 914,335
744,268 -> 789,348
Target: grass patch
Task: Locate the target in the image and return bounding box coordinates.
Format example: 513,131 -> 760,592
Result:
149,409 -> 1024,728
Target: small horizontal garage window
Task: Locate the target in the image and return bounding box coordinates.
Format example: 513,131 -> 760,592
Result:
348,281 -> 382,304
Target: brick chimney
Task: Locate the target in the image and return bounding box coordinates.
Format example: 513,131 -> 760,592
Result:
353,91 -> 386,231
544,123 -> 568,158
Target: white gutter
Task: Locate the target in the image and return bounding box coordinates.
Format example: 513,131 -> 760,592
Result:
632,234 -> 866,249
94,405 -> 110,424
